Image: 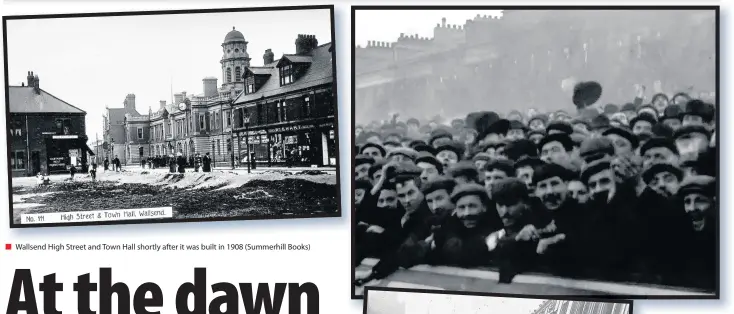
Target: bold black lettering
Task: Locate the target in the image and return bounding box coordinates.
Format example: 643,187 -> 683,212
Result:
240,283 -> 286,314
133,283 -> 163,314
6,269 -> 38,314
175,268 -> 206,314
99,268 -> 130,314
289,283 -> 319,314
209,282 -> 238,314
73,273 -> 97,314
39,273 -> 63,314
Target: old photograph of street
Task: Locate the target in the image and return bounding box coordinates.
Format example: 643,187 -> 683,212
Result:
4,6 -> 340,227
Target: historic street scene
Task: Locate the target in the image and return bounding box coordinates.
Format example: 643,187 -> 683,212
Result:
366,289 -> 631,314
5,7 -> 339,226
353,9 -> 717,297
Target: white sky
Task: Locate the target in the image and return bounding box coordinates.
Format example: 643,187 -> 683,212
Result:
355,10 -> 503,47
5,8 -> 332,143
367,290 -> 545,314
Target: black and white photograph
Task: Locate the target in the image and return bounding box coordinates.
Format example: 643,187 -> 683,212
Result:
4,5 -> 340,228
352,7 -> 718,298
364,287 -> 633,314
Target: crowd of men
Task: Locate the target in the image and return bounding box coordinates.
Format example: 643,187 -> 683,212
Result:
353,89 -> 717,291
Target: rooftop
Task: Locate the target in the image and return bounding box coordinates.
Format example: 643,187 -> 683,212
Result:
8,86 -> 85,114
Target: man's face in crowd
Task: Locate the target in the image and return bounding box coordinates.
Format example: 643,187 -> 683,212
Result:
632,121 -> 653,136
484,169 -> 509,197
432,137 -> 452,149
529,134 -> 544,145
417,161 -> 440,184
649,171 -> 680,198
535,176 -> 568,210
662,118 -> 682,130
506,129 -> 525,141
455,194 -> 486,229
474,160 -> 488,172
676,133 -> 710,160
496,199 -> 529,229
529,119 -> 545,131
606,134 -> 634,156
515,166 -> 534,189
610,120 -> 623,128
682,114 -> 705,127
568,180 -> 589,204
684,193 -> 713,231
653,97 -> 669,112
426,189 -> 454,215
587,169 -> 616,203
377,189 -> 398,209
362,147 -> 383,160
643,147 -> 679,169
396,179 -> 424,212
355,188 -> 366,205
355,163 -> 371,180
540,141 -> 570,165
436,150 -> 459,169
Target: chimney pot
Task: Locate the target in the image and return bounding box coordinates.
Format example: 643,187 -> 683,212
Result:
442,17 -> 446,27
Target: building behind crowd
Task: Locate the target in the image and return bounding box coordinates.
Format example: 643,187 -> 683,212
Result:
354,10 -> 716,123
104,27 -> 337,167
7,72 -> 94,177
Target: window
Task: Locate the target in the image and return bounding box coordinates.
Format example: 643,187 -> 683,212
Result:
55,118 -> 71,135
137,127 -> 143,139
11,151 -> 25,170
217,139 -> 221,155
282,101 -> 288,121
11,120 -> 22,136
277,102 -> 282,122
280,64 -> 293,85
226,110 -> 231,127
235,67 -> 242,82
245,75 -> 255,94
215,112 -> 220,129
226,67 -> 232,83
303,96 -> 311,118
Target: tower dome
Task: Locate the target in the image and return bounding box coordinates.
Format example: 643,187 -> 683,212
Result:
224,27 -> 246,43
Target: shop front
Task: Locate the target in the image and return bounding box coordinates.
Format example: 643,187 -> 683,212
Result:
238,119 -> 337,167
44,135 -> 94,174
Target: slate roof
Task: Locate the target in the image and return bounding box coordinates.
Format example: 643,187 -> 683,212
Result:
234,42 -> 333,104
8,86 -> 85,114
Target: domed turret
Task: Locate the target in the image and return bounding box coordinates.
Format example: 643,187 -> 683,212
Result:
224,27 -> 246,43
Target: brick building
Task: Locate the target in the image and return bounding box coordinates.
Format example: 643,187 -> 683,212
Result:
355,10 -> 716,124
7,71 -> 93,177
102,93 -> 141,164
110,27 -> 337,167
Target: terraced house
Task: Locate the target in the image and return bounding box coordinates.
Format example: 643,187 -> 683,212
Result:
109,27 -> 336,167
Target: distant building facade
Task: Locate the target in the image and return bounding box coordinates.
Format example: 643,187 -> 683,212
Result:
533,300 -> 630,314
110,27 -> 337,167
7,72 -> 93,177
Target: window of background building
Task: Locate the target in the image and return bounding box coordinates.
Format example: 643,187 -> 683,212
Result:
235,67 -> 242,82
11,151 -> 25,170
217,139 -> 221,155
245,75 -> 255,94
226,110 -> 231,127
12,120 -> 22,136
303,96 -> 311,118
215,111 -> 220,129
199,114 -> 205,130
277,102 -> 282,122
137,127 -> 143,139
280,64 -> 293,85
227,67 -> 232,83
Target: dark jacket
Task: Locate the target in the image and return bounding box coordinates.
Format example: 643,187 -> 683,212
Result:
426,213 -> 502,267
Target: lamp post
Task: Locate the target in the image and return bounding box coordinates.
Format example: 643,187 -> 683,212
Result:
243,111 -> 251,174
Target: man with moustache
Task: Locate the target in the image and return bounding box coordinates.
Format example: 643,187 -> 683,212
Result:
576,158 -> 645,281
538,133 -> 578,171
423,183 -> 503,267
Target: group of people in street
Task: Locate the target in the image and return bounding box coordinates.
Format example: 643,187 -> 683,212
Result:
354,87 -> 717,291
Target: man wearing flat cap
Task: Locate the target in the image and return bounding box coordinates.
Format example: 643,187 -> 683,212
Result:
677,175 -> 717,290
527,129 -> 546,146
538,133 -> 576,170
420,182 -> 503,267
360,142 -> 386,161
514,156 -> 545,192
546,121 -> 574,135
448,161 -> 481,185
528,114 -> 549,132
674,124 -> 712,163
355,154 -> 376,181
603,126 -> 639,156
681,99 -> 715,129
483,159 -> 515,199
435,140 -> 465,170
630,113 -> 657,137
641,137 -> 680,169
660,105 -> 683,131
472,152 -> 492,173
506,120 -> 528,141
429,129 -> 454,149
386,147 -> 419,163
416,152 -> 443,184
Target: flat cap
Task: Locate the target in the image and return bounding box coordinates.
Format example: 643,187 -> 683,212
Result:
415,152 -> 444,173
355,178 -> 373,191
674,124 -> 712,140
640,137 -> 679,156
514,156 -> 545,170
356,154 -> 375,166
642,162 -> 683,184
533,162 -> 578,184
491,177 -> 531,206
603,126 -> 640,149
546,121 -> 574,135
450,183 -> 490,204
421,176 -> 457,195
483,159 -> 515,176
360,142 -> 386,157
580,157 -> 612,183
386,147 -> 419,161
504,139 -> 539,161
436,141 -> 466,158
677,175 -> 716,198
447,161 -> 480,181
538,133 -> 575,152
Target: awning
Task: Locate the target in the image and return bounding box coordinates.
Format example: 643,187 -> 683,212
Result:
84,145 -> 95,156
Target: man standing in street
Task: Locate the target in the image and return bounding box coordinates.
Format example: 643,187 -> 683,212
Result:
203,152 -> 212,172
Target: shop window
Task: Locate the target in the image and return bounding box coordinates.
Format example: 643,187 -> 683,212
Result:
280,64 -> 293,85
303,96 -> 311,118
11,151 -> 25,170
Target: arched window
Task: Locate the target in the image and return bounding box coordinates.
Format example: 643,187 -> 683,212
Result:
235,67 -> 242,82
226,67 -> 232,83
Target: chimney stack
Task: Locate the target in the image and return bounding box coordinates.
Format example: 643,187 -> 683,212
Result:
33,74 -> 40,94
263,49 -> 274,64
159,100 -> 166,110
202,77 -> 218,98
26,71 -> 35,87
124,94 -> 136,111
174,93 -> 184,105
295,34 -> 318,55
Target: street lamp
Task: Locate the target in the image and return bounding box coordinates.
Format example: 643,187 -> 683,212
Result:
243,111 -> 251,174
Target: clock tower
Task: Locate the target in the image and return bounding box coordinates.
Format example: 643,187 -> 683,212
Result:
220,27 -> 251,93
